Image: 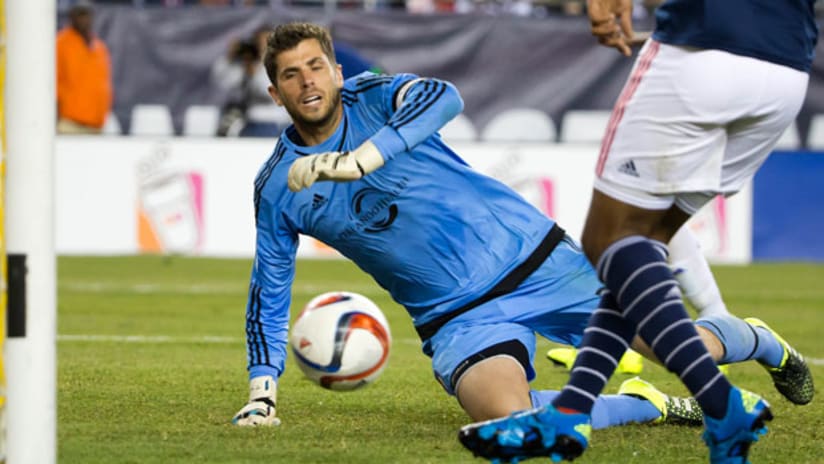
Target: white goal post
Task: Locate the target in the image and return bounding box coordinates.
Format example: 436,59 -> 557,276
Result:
0,1 -> 6,460
4,1 -> 57,463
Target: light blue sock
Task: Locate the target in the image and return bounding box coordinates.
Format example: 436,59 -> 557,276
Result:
531,390 -> 660,430
695,315 -> 784,367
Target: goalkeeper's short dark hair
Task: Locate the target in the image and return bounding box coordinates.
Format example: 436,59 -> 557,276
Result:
263,22 -> 336,86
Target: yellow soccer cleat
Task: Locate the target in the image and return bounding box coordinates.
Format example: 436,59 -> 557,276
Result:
718,364 -> 730,375
618,376 -> 703,426
546,347 -> 644,374
546,347 -> 577,370
616,349 -> 644,375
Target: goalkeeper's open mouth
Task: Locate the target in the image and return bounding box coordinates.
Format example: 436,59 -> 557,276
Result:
302,95 -> 322,107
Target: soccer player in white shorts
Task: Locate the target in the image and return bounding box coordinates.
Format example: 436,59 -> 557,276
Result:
554,1 -> 813,462
458,1 -> 817,462
594,40 -> 808,216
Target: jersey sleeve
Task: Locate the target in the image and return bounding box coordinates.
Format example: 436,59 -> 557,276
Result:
369,73 -> 464,162
246,193 -> 299,381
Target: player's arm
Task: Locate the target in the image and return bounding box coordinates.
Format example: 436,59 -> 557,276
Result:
287,74 -> 463,192
373,74 -> 464,159
233,197 -> 299,426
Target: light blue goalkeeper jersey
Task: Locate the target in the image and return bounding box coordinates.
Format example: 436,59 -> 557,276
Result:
246,72 -> 556,379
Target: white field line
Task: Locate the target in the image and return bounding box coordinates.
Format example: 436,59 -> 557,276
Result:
58,334 -> 239,343
57,334 -> 421,346
57,282 -> 824,365
53,334 -> 824,364
60,281 -> 382,296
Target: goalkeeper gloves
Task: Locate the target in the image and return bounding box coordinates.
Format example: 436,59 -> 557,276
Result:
287,140 -> 385,192
231,375 -> 281,426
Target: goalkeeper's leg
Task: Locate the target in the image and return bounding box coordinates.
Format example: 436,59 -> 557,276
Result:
695,314 -> 813,404
454,355 -> 532,421
454,353 -> 691,427
455,353 -> 702,462
630,315 -> 786,371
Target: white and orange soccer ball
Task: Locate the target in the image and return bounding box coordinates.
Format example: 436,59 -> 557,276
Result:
290,291 -> 392,391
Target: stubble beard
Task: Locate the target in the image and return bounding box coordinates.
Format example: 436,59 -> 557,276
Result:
291,88 -> 343,133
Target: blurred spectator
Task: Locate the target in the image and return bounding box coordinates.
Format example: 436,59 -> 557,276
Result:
407,0 -> 472,14
211,26 -> 288,137
56,1 -> 113,134
562,0 -> 584,15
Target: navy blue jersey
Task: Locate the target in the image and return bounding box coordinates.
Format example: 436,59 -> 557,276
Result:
246,72 -> 555,379
652,0 -> 818,72
335,41 -> 381,79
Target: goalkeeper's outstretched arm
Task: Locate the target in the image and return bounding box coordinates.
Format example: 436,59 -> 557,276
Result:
369,75 -> 464,164
288,74 -> 464,192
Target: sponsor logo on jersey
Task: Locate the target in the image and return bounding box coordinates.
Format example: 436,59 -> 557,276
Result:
339,177 -> 409,238
351,188 -> 399,232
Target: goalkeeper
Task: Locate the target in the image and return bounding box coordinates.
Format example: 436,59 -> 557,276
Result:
232,23 -> 813,432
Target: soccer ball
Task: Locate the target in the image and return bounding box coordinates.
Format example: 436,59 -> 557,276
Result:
290,291 -> 392,391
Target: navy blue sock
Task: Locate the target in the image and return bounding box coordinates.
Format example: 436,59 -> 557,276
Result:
598,236 -> 731,419
553,291 -> 635,415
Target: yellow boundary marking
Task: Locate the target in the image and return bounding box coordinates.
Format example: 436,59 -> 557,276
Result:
1,1 -> 7,461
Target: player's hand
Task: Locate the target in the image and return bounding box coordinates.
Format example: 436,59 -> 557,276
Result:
287,140 -> 385,192
232,398 -> 280,426
232,375 -> 281,426
587,0 -> 634,56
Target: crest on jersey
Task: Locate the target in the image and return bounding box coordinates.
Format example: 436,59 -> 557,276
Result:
350,187 -> 398,233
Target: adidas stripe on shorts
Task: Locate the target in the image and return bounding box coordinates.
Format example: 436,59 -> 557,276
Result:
593,40 -> 808,215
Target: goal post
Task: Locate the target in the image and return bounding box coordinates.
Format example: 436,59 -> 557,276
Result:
0,0 -> 6,461
4,1 -> 57,463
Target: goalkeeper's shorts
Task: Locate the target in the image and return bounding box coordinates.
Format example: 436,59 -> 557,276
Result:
425,236 -> 600,396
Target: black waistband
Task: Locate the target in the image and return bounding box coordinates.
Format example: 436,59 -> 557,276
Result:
414,223 -> 566,342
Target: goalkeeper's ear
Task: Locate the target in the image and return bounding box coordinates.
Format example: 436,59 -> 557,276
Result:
268,85 -> 283,107
334,63 -> 344,89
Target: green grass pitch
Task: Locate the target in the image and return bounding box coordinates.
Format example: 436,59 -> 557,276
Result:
57,256 -> 824,463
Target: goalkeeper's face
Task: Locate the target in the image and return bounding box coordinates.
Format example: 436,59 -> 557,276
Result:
268,39 -> 344,136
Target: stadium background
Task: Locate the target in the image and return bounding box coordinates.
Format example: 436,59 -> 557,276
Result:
83,6 -> 824,144
3,3 -> 820,463
52,4 -> 824,262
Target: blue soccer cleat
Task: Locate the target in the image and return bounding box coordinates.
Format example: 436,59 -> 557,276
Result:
702,387 -> 773,464
458,405 -> 591,463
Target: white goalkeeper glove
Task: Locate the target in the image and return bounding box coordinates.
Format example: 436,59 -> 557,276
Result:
231,375 -> 281,426
287,140 -> 385,192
